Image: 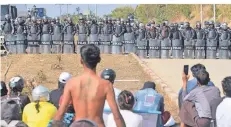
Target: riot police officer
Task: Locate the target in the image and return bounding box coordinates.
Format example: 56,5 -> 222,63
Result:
194,21 -> 206,59
159,21 -> 171,59
27,16 -> 41,54
111,18 -> 125,54
100,17 -> 112,54
15,17 -> 27,54
63,17 -> 76,53
182,22 -> 195,59
2,14 -> 16,54
40,16 -> 52,54
76,16 -> 88,54
136,23 -> 148,58
206,21 -> 218,59
88,18 -> 99,47
218,22 -> 230,59
170,23 -> 183,59
123,18 -> 136,54
51,17 -> 63,54
147,21 -> 161,58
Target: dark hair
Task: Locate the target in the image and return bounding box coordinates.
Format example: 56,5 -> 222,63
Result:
191,64 -> 206,77
58,81 -> 65,89
35,100 -> 40,113
1,81 -> 8,96
222,76 -> 231,97
80,44 -> 101,70
196,70 -> 210,86
118,90 -> 135,110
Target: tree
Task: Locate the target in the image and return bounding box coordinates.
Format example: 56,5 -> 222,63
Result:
110,6 -> 135,19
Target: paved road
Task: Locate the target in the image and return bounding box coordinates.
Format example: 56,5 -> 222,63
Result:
143,59 -> 231,95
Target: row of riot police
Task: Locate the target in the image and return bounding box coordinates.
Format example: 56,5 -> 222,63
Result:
1,14 -> 230,59
137,20 -> 231,59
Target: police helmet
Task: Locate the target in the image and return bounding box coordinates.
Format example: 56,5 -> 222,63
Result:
32,85 -> 50,102
101,69 -> 116,84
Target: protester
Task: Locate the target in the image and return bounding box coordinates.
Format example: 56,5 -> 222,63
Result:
216,76 -> 231,127
107,90 -> 143,127
50,72 -> 72,109
1,76 -> 30,113
1,78 -> 29,127
22,85 -> 57,127
47,95 -> 75,127
180,69 -> 221,127
0,81 -> 8,96
178,64 -> 215,109
133,81 -> 173,126
52,44 -> 126,127
100,68 -> 122,111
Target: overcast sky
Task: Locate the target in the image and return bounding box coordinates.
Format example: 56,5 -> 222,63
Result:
15,4 -> 137,17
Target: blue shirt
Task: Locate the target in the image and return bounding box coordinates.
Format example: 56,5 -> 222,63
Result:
133,88 -> 164,113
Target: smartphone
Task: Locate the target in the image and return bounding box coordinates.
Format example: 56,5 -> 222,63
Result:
184,65 -> 189,75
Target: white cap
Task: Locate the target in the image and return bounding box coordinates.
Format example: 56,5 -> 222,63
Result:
58,72 -> 72,83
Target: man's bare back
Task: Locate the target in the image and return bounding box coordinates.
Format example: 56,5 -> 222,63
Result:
53,44 -> 125,127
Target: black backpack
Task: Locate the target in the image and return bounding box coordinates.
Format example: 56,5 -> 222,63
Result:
1,96 -> 22,121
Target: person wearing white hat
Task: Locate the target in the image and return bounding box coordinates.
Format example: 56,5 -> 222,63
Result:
49,72 -> 72,109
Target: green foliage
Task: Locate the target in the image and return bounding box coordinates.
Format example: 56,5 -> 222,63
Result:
111,6 -> 135,19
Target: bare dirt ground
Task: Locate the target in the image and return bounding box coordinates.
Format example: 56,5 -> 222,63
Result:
0,54 -> 180,123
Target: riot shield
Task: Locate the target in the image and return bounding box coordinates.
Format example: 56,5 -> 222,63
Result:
40,34 -> 52,54
27,41 -> 39,54
148,39 -> 161,59
136,39 -> 148,58
184,39 -> 195,59
218,40 -> 230,59
88,34 -> 100,49
63,41 -> 74,53
99,34 -> 111,54
76,34 -> 87,54
172,39 -> 183,59
124,33 -> 136,54
27,33 -> 40,54
5,34 -> 16,54
206,39 -> 217,59
161,38 -> 172,59
16,34 -> 26,54
111,35 -> 123,54
52,41 -> 63,54
195,39 -> 206,59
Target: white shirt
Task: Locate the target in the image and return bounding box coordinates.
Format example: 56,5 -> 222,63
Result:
104,88 -> 121,110
107,110 -> 143,127
216,97 -> 231,127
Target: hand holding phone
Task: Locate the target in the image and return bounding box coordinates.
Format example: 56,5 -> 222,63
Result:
183,65 -> 189,75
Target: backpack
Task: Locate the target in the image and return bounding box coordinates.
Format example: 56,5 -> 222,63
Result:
1,96 -> 22,121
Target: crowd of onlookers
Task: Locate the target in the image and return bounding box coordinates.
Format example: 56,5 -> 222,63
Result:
0,44 -> 231,127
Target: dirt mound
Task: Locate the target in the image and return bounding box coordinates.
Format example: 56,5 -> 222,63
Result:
0,54 -> 180,122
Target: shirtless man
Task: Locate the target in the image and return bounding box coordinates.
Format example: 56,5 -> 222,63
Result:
52,44 -> 126,127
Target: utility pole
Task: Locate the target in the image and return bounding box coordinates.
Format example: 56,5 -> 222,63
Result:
213,4 -> 216,22
66,4 -> 71,15
55,4 -> 64,17
200,4 -> 203,24
88,4 -> 90,18
95,4 -> 97,19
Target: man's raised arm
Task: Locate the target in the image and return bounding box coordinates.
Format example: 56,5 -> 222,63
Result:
106,81 -> 126,127
52,79 -> 72,126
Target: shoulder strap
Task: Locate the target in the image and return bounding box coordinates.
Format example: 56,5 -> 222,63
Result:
8,120 -> 19,127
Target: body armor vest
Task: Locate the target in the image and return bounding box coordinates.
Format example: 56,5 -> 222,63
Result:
207,29 -> 217,39
90,24 -> 98,34
114,25 -> 122,34
220,30 -> 229,40
78,24 -> 87,34
195,29 -> 205,40
161,26 -> 170,38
